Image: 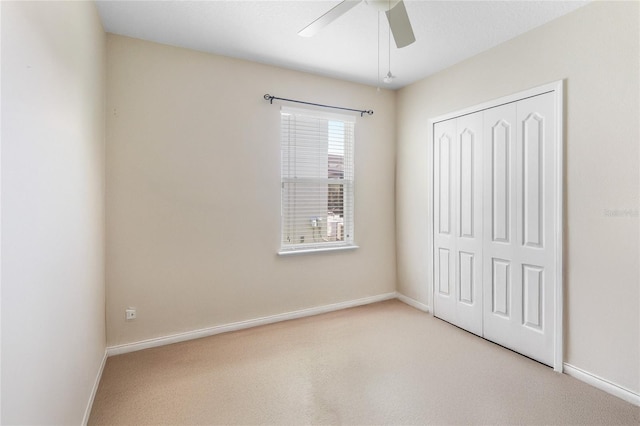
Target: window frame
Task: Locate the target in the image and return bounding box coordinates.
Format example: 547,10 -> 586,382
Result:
278,106 -> 358,255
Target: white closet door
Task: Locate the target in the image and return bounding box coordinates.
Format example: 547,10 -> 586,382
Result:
453,113 -> 484,335
482,92 -> 556,366
434,113 -> 483,336
433,119 -> 457,326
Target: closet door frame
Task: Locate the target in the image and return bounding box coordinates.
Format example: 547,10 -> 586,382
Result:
428,80 -> 564,372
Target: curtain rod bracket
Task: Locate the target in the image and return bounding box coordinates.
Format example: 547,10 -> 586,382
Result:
263,94 -> 373,117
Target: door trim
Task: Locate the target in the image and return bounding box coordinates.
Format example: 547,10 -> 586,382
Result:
428,80 -> 564,372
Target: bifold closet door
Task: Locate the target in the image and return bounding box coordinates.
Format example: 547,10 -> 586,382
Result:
433,113 -> 483,336
433,90 -> 558,367
482,93 -> 556,366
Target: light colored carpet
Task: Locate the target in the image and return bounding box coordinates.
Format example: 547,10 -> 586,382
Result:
89,300 -> 639,425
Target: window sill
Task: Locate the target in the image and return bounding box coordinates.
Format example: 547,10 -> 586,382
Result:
278,244 -> 359,256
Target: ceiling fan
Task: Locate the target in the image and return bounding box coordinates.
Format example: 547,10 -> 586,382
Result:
299,0 -> 416,48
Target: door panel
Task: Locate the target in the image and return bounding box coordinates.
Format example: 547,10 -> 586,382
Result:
482,93 -> 556,366
522,264 -> 544,330
491,120 -> 511,243
522,113 -> 544,248
491,258 -> 510,317
452,113 -> 483,335
433,113 -> 483,337
459,251 -> 474,304
459,129 -> 475,238
433,120 -> 457,324
515,93 -> 556,365
482,103 -> 518,348
438,248 -> 451,295
438,133 -> 452,235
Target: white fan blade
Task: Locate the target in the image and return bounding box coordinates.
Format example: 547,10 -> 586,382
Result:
298,0 -> 362,37
385,0 -> 415,48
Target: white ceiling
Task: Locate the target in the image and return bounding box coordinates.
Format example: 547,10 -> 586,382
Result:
96,0 -> 589,90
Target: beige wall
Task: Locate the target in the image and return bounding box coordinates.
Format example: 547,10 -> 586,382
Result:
105,35 -> 397,347
1,1 -> 106,423
396,1 -> 639,393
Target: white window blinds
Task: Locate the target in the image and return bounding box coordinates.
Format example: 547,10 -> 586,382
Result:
280,107 -> 355,252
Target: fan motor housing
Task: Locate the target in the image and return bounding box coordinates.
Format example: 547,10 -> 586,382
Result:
366,0 -> 402,12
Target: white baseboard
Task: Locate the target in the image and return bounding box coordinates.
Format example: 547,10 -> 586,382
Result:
396,292 -> 431,313
563,363 -> 640,406
107,292 -> 397,356
83,350 -> 107,425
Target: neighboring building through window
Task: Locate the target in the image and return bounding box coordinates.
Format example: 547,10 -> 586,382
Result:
280,107 -> 355,253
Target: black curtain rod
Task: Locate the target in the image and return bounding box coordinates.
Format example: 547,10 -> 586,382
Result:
264,94 -> 373,117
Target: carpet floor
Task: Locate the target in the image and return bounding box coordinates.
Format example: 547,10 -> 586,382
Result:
89,299 -> 639,425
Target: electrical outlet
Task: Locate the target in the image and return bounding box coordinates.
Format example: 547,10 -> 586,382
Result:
125,308 -> 137,321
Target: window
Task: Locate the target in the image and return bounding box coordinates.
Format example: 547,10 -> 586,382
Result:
279,107 -> 356,253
